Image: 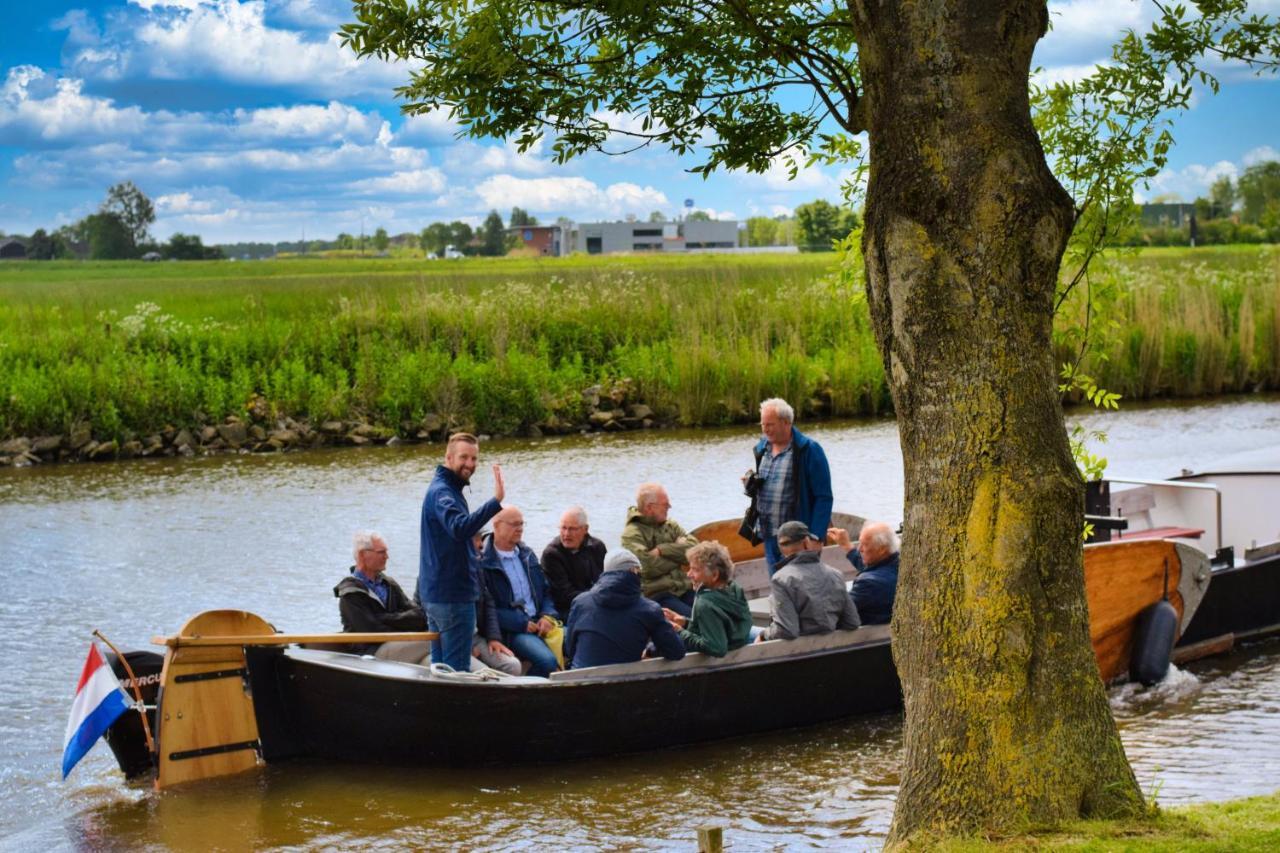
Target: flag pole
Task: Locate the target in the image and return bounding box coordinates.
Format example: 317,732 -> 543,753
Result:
92,630 -> 155,755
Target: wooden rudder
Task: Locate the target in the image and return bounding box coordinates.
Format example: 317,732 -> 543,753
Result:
154,610 -> 273,789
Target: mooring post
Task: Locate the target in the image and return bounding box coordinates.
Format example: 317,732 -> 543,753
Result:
696,825 -> 723,852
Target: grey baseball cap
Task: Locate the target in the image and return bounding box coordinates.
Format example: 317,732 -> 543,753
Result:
776,520 -> 818,546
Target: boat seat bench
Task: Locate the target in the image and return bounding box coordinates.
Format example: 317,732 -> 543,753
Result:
547,624 -> 891,682
1118,525 -> 1205,541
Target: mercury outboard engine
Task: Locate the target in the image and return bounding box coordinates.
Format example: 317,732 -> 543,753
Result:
103,650 -> 164,781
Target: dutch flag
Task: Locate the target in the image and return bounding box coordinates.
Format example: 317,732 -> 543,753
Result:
62,643 -> 132,779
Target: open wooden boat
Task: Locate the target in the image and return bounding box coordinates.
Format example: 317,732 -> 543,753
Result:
100,523 -> 1211,789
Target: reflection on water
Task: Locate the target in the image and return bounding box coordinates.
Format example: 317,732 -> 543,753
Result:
2,395 -> 1278,849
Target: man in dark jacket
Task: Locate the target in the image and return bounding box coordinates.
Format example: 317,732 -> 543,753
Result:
479,506 -> 561,677
541,506 -> 608,617
751,398 -> 833,575
335,530 -> 428,658
829,521 -> 900,625
418,432 -> 504,671
565,550 -> 686,669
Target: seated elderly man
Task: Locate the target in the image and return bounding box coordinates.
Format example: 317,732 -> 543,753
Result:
622,482 -> 699,618
663,541 -> 753,657
828,521 -> 900,625
334,530 -> 428,661
564,550 -> 686,669
757,521 -> 860,642
336,530 -> 520,673
541,506 -> 608,618
479,506 -> 562,677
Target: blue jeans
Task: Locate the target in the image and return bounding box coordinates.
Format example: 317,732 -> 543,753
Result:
653,590 -> 694,619
764,536 -> 782,576
426,602 -> 476,672
508,631 -> 560,677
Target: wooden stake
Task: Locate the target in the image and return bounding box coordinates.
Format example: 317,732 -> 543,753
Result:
696,826 -> 724,853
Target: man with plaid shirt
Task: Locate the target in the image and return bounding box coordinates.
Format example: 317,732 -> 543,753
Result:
750,398 -> 834,574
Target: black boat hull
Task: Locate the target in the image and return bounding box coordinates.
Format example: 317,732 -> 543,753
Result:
246,633 -> 901,767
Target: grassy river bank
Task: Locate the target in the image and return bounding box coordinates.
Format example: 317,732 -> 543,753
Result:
0,246 -> 1277,463
925,789 -> 1280,851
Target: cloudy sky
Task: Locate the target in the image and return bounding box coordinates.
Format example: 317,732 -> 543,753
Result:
2,0 -> 1279,244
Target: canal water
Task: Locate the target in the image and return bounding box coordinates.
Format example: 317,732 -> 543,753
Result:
1,396 -> 1277,851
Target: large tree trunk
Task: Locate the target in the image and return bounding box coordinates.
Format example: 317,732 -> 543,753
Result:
850,1 -> 1145,843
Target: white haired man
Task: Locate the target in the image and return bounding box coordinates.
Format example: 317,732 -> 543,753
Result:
828,520 -> 900,625
621,483 -> 699,618
749,397 -> 833,575
335,530 -> 429,661
541,506 -> 607,617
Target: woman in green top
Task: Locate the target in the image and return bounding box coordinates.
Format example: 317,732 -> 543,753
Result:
663,541 -> 753,657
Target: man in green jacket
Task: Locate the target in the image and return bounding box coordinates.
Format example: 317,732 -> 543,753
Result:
621,482 -> 698,617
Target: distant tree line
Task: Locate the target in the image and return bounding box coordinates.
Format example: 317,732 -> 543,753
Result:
6,182 -> 223,261
1122,160 -> 1280,247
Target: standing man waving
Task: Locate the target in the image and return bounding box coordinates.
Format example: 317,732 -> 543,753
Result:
751,398 -> 833,575
419,432 -> 504,671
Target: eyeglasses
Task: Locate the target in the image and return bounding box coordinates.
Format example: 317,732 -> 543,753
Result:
362,548 -> 388,555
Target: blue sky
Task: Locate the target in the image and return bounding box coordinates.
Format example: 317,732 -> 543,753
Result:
1,0 -> 1279,244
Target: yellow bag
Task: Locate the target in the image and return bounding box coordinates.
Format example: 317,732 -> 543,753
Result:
542,617 -> 566,670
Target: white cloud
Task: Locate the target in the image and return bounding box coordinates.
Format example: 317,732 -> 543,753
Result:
444,138 -> 549,176
1243,146 -> 1280,167
731,152 -> 840,194
1136,160 -> 1238,202
0,66 -> 146,145
474,174 -> 669,218
67,1 -> 412,98
347,168 -> 448,196
233,101 -> 384,144
395,109 -> 461,145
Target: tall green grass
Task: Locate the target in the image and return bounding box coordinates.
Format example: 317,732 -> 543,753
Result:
1,247 -> 1275,443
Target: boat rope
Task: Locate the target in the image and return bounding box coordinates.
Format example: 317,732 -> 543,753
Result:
428,662 -> 510,682
93,629 -> 156,755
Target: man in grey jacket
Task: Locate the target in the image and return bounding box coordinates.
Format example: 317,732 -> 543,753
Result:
757,521 -> 860,641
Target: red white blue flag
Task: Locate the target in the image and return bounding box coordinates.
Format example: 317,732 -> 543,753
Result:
62,643 -> 131,779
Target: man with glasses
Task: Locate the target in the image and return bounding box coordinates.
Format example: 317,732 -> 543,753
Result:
479,506 -> 561,676
335,530 -> 430,661
540,506 -> 608,617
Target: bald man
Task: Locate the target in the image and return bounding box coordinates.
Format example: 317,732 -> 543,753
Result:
478,506 -> 561,677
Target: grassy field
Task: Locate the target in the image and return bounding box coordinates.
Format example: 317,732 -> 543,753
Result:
0,246 -> 1277,443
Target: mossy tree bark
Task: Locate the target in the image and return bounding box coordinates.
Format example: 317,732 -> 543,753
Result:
851,1 -> 1145,843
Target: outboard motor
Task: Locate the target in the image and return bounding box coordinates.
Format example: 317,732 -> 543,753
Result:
103,650 -> 164,781
1129,557 -> 1179,686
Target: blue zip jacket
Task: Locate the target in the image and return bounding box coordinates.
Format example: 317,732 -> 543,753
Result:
848,549 -> 898,626
753,426 -> 833,537
417,464 -> 501,604
564,570 -> 686,669
478,536 -> 559,639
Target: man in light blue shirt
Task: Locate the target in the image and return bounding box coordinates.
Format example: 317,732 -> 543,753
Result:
479,506 -> 561,676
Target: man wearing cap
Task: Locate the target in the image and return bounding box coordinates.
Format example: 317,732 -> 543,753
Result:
828,521 -> 900,625
750,398 -> 833,575
757,521 -> 860,642
564,550 -> 687,669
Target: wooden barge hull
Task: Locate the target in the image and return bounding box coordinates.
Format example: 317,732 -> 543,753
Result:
246,628 -> 901,767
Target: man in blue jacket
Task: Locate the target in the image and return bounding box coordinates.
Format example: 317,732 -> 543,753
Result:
750,398 -> 833,574
418,432 -> 504,671
829,521 -> 900,625
565,549 -> 686,669
479,506 -> 562,677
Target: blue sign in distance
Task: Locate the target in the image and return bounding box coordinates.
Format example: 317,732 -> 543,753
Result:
684,198 -> 694,208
